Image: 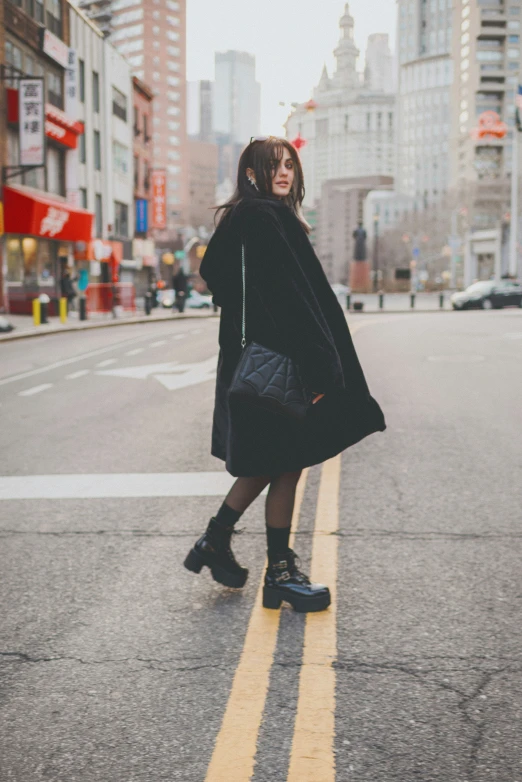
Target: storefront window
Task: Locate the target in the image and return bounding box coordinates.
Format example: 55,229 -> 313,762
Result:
6,238 -> 23,283
38,240 -> 57,286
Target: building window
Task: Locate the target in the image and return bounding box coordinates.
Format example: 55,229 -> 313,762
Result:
47,70 -> 63,109
143,114 -> 150,141
79,59 -> 85,102
94,130 -> 101,170
47,145 -> 65,196
167,76 -> 179,86
46,0 -> 62,37
80,188 -> 88,209
79,132 -> 86,164
144,161 -> 151,191
167,46 -> 180,56
93,71 -> 100,112
113,141 -> 129,175
134,155 -> 139,189
34,0 -> 44,24
166,0 -> 179,8
167,14 -> 179,25
112,87 -> 127,121
168,61 -> 180,72
95,194 -> 102,237
114,201 -> 129,237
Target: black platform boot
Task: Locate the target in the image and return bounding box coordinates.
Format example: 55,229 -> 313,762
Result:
262,549 -> 331,612
184,517 -> 248,588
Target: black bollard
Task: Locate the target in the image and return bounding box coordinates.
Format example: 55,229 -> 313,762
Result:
439,293 -> 444,309
79,297 -> 87,321
410,293 -> 416,309
39,294 -> 49,324
346,293 -> 351,311
378,292 -> 384,310
145,292 -> 152,315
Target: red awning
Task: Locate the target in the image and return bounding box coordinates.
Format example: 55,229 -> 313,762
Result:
4,185 -> 94,242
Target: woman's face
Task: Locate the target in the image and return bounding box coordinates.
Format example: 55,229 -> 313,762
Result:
270,147 -> 295,198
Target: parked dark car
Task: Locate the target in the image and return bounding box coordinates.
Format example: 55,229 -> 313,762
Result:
450,280 -> 522,310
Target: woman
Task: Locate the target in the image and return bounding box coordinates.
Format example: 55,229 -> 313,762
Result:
184,137 -> 386,613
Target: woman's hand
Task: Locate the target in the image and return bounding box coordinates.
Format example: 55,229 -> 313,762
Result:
312,392 -> 325,405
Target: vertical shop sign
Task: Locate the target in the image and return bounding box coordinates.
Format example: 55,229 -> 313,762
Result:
19,79 -> 45,167
151,170 -> 167,229
65,48 -> 79,206
135,198 -> 148,233
65,48 -> 78,117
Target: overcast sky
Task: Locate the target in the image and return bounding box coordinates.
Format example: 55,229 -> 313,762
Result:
186,0 -> 397,134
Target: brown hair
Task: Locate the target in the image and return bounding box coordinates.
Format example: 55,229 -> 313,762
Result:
214,137 -> 311,233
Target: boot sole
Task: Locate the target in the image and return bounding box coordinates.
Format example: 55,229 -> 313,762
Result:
262,586 -> 331,613
183,547 -> 248,589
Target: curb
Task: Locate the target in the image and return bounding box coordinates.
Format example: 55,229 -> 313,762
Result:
0,311 -> 220,343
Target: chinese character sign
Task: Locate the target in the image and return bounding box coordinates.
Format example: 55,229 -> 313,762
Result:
151,170 -> 167,229
65,48 -> 77,118
19,79 -> 45,167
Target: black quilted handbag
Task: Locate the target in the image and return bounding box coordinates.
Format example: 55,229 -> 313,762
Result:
228,242 -> 313,420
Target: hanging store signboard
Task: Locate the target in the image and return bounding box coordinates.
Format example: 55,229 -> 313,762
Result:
18,79 -> 45,167
41,28 -> 69,69
151,170 -> 167,229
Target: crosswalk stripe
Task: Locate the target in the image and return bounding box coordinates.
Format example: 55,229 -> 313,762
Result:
287,455 -> 341,781
204,468 -> 309,782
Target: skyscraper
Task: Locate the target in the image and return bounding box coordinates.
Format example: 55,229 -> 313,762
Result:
395,0 -> 453,208
213,51 -> 261,145
109,0 -> 188,233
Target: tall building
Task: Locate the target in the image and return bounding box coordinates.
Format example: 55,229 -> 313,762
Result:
213,50 -> 260,145
187,79 -> 214,142
449,0 -> 522,281
285,4 -> 396,206
364,33 -> 395,93
108,0 -> 188,235
395,0 -> 454,208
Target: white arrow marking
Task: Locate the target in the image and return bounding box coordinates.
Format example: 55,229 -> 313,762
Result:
96,356 -> 218,391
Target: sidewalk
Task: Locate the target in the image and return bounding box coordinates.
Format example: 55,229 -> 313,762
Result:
0,306 -> 218,342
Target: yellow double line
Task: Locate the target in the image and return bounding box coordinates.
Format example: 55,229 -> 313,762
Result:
205,320 -> 368,781
204,456 -> 341,782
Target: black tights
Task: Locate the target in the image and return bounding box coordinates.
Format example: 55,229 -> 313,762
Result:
223,470 -> 302,529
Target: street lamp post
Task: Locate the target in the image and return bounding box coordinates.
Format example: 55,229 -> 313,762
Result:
373,212 -> 379,293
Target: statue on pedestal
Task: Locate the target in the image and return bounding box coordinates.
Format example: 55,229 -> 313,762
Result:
352,222 -> 367,261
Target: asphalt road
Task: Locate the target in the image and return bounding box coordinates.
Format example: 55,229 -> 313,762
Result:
0,310 -> 521,782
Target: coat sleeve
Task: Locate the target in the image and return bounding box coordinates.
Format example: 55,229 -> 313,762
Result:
245,209 -> 345,394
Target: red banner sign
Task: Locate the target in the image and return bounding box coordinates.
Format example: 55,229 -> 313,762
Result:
4,186 -> 93,242
151,170 -> 167,229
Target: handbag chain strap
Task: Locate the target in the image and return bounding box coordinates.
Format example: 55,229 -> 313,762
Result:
241,242 -> 246,348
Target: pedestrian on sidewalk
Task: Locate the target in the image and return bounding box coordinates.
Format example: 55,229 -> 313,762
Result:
184,136 -> 386,613
172,265 -> 188,313
60,268 -> 77,313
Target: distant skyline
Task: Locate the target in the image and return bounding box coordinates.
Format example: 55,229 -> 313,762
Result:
186,0 -> 397,135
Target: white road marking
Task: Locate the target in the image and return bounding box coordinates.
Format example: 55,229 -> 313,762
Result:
0,329 -> 175,388
96,359 -> 117,368
173,334 -> 187,340
190,329 -> 203,334
97,361 -> 182,379
96,356 -> 218,391
503,332 -> 522,340
0,472 -> 268,500
427,354 -> 485,363
66,370 -> 90,380
18,384 -> 53,397
125,347 -> 144,356
150,340 -> 167,347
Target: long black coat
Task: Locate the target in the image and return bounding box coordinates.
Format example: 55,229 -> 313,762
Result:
199,196 -> 386,477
